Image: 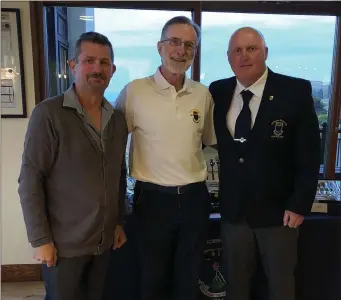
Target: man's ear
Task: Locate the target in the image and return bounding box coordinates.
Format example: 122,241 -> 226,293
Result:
227,51 -> 231,66
265,47 -> 269,60
68,59 -> 76,75
157,41 -> 163,56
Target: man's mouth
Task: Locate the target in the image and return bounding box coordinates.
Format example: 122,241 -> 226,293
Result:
89,78 -> 104,83
240,64 -> 252,68
171,58 -> 186,63
87,73 -> 105,81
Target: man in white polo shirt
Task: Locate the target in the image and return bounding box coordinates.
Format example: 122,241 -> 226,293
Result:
115,16 -> 216,300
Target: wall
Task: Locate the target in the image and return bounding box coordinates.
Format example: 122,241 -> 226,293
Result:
1,1 -> 37,264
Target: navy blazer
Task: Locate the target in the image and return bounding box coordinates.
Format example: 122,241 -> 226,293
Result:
209,69 -> 321,228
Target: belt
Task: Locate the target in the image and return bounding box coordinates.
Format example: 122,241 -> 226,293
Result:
137,181 -> 205,195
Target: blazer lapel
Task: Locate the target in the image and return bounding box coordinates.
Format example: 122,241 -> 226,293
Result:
218,78 -> 236,143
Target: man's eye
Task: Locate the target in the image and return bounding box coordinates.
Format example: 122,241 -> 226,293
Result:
186,42 -> 195,49
170,39 -> 181,46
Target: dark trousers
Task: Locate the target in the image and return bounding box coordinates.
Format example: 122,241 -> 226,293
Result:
221,220 -> 299,300
134,181 -> 210,300
42,250 -> 110,300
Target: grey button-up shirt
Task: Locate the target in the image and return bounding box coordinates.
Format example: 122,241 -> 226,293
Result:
63,84 -> 114,151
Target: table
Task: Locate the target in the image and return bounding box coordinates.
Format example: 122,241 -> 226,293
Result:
102,213 -> 341,300
198,214 -> 341,300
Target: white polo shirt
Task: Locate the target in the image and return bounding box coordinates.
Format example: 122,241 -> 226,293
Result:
115,68 -> 216,186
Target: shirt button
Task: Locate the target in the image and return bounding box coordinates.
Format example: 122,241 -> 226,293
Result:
239,158 -> 244,163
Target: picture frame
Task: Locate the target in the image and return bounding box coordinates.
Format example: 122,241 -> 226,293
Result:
1,8 -> 27,118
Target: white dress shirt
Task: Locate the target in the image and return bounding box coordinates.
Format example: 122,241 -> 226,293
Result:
227,68 -> 268,137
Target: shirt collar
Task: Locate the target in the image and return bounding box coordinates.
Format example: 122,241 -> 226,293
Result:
235,67 -> 268,98
153,67 -> 192,93
63,83 -> 113,114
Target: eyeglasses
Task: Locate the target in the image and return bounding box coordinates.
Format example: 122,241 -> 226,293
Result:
161,37 -> 198,51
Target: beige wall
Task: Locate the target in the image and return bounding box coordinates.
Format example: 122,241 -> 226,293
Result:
1,1 -> 37,264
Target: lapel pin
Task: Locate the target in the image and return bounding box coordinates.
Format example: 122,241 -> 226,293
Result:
269,96 -> 274,101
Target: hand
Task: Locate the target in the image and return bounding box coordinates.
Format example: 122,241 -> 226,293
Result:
113,225 -> 127,250
33,242 -> 57,267
283,210 -> 304,228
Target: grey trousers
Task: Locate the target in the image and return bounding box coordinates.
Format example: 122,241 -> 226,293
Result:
221,220 -> 299,300
43,250 -> 110,300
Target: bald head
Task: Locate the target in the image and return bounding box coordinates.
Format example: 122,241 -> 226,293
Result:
227,27 -> 268,87
228,27 -> 266,52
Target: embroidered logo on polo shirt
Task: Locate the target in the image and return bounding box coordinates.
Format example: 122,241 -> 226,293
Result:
190,109 -> 201,123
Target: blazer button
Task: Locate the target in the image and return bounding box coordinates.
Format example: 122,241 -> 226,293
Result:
239,158 -> 244,163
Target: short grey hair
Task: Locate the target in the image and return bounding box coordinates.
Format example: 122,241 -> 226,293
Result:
160,16 -> 201,44
73,31 -> 114,62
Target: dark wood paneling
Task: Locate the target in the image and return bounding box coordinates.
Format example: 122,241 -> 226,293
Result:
30,2 -> 46,103
325,17 -> 341,178
192,2 -> 202,82
43,1 -> 199,10
202,1 -> 341,16
1,264 -> 43,282
42,0 -> 341,15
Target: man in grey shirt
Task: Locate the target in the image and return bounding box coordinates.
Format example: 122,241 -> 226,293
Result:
18,32 -> 128,300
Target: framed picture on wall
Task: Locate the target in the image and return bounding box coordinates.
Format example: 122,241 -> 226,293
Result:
1,8 -> 27,118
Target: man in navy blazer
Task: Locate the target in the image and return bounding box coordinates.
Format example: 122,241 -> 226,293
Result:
209,27 -> 320,300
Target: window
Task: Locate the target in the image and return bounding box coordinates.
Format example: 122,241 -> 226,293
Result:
201,12 -> 336,123
44,7 -> 192,104
200,12 -> 337,170
40,4 -> 341,178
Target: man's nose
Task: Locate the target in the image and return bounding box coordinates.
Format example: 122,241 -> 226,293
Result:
175,43 -> 186,55
92,61 -> 102,72
240,49 -> 249,60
